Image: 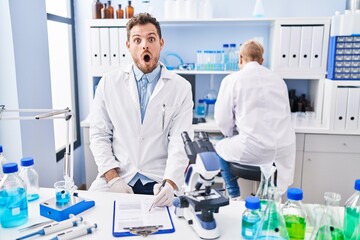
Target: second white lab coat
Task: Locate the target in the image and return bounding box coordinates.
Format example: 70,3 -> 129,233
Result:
89,63 -> 194,191
214,62 -> 295,192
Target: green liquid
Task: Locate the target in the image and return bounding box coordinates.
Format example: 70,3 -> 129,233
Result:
315,225 -> 344,240
344,207 -> 360,240
259,201 -> 289,238
284,215 -> 306,240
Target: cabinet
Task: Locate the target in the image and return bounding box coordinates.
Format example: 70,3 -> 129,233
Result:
302,134 -> 360,205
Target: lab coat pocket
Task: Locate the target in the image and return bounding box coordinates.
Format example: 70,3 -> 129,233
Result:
160,104 -> 178,132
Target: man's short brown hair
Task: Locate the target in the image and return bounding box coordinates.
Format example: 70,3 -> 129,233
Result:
126,13 -> 162,41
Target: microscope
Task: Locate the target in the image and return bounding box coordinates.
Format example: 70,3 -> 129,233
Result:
173,131 -> 229,239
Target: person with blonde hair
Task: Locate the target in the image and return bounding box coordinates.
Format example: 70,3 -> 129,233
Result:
214,39 -> 295,199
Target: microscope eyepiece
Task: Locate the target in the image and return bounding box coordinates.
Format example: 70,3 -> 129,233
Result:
198,131 -> 209,140
181,131 -> 192,143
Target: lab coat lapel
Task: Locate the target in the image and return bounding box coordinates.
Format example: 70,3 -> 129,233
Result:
149,64 -> 171,102
124,65 -> 141,116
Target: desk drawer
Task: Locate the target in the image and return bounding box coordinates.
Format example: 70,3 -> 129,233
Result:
304,134 -> 360,153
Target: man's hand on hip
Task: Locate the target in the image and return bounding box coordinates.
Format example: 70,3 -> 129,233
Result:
108,177 -> 134,194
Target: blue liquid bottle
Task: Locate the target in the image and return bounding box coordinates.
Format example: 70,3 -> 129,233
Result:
19,157 -> 40,201
0,162 -> 28,228
242,196 -> 262,239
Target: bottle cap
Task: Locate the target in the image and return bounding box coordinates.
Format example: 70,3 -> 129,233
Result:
287,188 -> 303,201
355,179 -> 360,191
230,43 -> 236,47
245,196 -> 260,210
3,162 -> 18,174
198,99 -> 205,103
21,157 -> 34,167
0,145 -> 2,153
223,44 -> 229,48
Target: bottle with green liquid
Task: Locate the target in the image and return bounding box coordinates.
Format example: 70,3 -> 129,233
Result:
343,179 -> 360,240
281,188 -> 306,240
311,192 -> 344,240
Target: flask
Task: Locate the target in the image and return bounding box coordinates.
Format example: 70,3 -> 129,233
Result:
310,192 -> 344,240
125,1 -> 134,19
116,4 -> 124,19
255,187 -> 290,239
196,99 -> 206,117
92,0 -> 103,19
101,3 -> 109,19
0,162 -> 28,228
253,0 -> 265,17
19,157 -> 40,202
255,165 -> 277,212
107,1 -> 114,19
343,179 -> 360,240
242,196 -> 262,239
0,145 -> 7,181
282,188 -> 307,240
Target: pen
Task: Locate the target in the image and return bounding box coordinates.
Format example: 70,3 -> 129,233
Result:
148,180 -> 167,212
16,216 -> 83,240
50,223 -> 97,240
162,104 -> 165,131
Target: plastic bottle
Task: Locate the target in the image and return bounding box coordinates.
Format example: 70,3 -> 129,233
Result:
92,0 -> 103,19
0,162 -> 28,228
229,43 -> 237,71
343,179 -> 360,240
242,196 -> 262,239
196,99 -> 206,117
0,145 -> 7,181
125,1 -> 134,19
116,4 -> 124,19
222,44 -> 230,71
19,157 -> 40,202
282,188 -> 307,240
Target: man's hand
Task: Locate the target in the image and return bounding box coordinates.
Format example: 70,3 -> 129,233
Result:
152,182 -> 174,207
108,177 -> 134,194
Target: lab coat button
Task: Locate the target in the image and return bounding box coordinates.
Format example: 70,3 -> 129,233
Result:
140,137 -> 144,141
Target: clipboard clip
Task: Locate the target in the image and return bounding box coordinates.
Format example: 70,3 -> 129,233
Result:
124,225 -> 163,237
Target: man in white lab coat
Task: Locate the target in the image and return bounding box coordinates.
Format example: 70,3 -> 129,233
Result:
214,40 -> 295,198
88,13 -> 193,207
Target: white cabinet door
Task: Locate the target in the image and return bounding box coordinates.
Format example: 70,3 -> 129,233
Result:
302,152 -> 360,205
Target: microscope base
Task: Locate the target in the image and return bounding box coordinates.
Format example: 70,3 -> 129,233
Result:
40,193 -> 95,222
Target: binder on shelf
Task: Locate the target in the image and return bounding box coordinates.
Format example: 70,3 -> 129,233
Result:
345,87 -> 360,129
334,87 -> 349,129
299,26 -> 312,68
310,26 -> 324,68
288,26 -> 301,68
279,26 -> 291,68
109,28 -> 120,67
90,27 -> 101,67
100,27 -> 110,67
119,28 -> 132,66
112,198 -> 175,237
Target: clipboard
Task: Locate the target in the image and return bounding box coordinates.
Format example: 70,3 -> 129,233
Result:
112,197 -> 175,237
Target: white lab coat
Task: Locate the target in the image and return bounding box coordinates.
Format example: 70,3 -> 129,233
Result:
214,62 -> 295,192
89,63 -> 194,191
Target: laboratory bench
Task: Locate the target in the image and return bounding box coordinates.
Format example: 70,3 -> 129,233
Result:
81,119 -> 360,205
1,188 -> 328,240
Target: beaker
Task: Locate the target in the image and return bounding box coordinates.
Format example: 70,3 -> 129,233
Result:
255,187 -> 290,240
255,165 -> 277,211
310,192 -> 344,240
203,89 -> 217,119
54,180 -> 71,204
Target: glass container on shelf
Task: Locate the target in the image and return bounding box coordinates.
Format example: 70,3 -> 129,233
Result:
92,0 -> 103,19
116,4 -> 124,19
253,0 -> 265,17
203,88 -> 218,119
107,1 -> 114,19
101,3 -> 109,19
125,1 -> 134,19
310,192 -> 344,240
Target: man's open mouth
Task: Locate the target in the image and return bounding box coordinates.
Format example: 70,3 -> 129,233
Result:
143,54 -> 151,62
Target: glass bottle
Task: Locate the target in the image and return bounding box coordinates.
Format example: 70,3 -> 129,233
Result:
107,1 -> 114,19
255,165 -> 277,212
0,145 -> 7,181
282,188 -> 307,240
253,0 -> 265,17
0,162 -> 28,228
196,99 -> 206,117
19,157 -> 40,202
101,3 -> 109,19
222,44 -> 230,71
125,1 -> 134,19
116,4 -> 124,19
92,0 -> 103,19
242,196 -> 262,239
142,0 -> 153,15
343,179 -> 360,240
255,187 -> 290,239
311,192 -> 344,240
